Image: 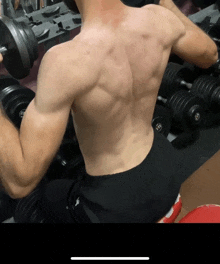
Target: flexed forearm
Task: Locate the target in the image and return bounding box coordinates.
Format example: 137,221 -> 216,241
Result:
0,108 -> 28,198
160,0 -> 218,66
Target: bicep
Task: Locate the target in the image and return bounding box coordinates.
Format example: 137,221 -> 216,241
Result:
168,9 -> 218,67
171,26 -> 218,68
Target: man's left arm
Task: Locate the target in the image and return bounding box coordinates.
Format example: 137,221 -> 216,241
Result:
0,47 -> 77,199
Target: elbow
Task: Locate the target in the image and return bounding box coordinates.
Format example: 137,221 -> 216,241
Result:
7,184 -> 34,199
8,169 -> 47,199
2,163 -> 44,199
199,45 -> 219,69
209,48 -> 219,67
8,191 -> 26,200
6,174 -> 38,199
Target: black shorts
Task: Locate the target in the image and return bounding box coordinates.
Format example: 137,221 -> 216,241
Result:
41,130 -> 188,223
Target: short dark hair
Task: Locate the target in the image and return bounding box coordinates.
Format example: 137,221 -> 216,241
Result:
121,0 -> 148,7
63,0 -> 80,13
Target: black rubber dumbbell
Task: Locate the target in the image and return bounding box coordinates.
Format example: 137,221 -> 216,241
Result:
160,63 -> 220,110
46,139 -> 84,181
159,63 -> 196,99
0,75 -> 20,89
158,90 -> 207,131
190,75 -> 220,111
0,85 -> 35,128
0,16 -> 38,79
0,82 -> 35,128
152,104 -> 172,137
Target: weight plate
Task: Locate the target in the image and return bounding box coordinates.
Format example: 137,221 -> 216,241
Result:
0,84 -> 35,103
0,16 -> 31,79
5,98 -> 29,128
152,105 -> 171,137
191,76 -> 219,104
212,87 -> 220,108
187,104 -> 203,127
168,90 -> 185,119
173,91 -> 189,120
19,22 -> 39,62
0,85 -> 35,127
0,75 -> 19,90
13,20 -> 35,69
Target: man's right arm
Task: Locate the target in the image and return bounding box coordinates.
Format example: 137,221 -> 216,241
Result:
160,0 -> 218,69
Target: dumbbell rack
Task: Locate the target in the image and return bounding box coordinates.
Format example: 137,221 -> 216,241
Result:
1,1 -> 82,51
188,1 -> 220,23
19,2 -> 81,48
166,2 -> 220,183
1,0 -> 17,19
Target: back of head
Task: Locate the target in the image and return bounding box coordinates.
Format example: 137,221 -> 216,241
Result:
62,0 -> 154,15
121,0 -> 151,7
63,0 -> 149,13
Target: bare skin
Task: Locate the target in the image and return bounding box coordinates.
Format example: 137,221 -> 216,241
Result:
72,6 -> 174,176
0,0 -> 218,199
69,0 -> 218,176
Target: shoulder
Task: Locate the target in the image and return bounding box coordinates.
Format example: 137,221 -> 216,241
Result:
142,4 -> 185,39
41,41 -> 81,73
39,40 -> 99,94
141,4 -> 181,22
141,3 -> 168,12
141,3 -> 171,13
140,4 -> 175,27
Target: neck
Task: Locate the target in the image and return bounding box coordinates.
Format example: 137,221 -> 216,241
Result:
75,0 -> 126,27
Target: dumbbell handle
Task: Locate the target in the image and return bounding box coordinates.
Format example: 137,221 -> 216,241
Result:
158,96 -> 167,104
212,38 -> 220,44
180,80 -> 192,89
0,46 -> 7,56
158,81 -> 192,102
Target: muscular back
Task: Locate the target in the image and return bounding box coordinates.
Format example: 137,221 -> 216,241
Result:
65,5 -> 181,176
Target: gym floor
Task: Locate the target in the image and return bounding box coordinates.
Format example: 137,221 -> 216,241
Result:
175,126 -> 220,221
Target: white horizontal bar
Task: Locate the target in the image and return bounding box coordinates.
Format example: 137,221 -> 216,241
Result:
71,257 -> 150,261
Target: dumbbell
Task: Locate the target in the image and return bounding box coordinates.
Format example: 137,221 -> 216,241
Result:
46,138 -> 84,181
0,191 -> 18,223
160,63 -> 220,109
0,75 -> 20,89
158,90 -> 206,131
0,79 -> 35,128
159,63 -> 196,99
14,185 -> 53,223
0,16 -> 39,79
152,104 -> 172,137
190,75 -> 220,111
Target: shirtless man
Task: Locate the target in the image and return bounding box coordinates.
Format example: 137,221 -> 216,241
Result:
0,0 -> 218,223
